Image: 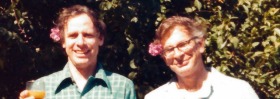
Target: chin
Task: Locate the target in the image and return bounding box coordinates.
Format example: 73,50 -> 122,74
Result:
175,65 -> 192,74
72,59 -> 89,66
177,72 -> 192,78
75,63 -> 91,69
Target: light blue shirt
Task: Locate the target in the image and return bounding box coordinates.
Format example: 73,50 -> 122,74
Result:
36,62 -> 136,99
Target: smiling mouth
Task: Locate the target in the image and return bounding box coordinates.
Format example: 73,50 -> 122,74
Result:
74,50 -> 90,57
174,56 -> 191,67
177,61 -> 189,67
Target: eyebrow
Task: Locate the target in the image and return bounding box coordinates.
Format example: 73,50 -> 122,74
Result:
165,39 -> 189,47
164,36 -> 197,49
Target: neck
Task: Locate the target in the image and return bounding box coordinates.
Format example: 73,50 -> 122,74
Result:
68,61 -> 97,91
176,63 -> 208,92
69,63 -> 96,79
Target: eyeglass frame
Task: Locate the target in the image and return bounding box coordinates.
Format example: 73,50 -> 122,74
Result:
161,36 -> 199,57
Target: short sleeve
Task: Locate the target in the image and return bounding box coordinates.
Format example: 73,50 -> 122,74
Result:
125,80 -> 136,99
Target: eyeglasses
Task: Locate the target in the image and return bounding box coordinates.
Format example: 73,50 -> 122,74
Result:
162,36 -> 198,57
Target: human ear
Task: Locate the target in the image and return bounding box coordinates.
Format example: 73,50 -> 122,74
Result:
197,38 -> 205,53
98,36 -> 104,46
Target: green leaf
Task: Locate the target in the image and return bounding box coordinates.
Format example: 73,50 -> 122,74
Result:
161,6 -> 166,13
274,28 -> 280,36
229,22 -> 236,29
130,17 -> 138,23
276,74 -> 280,84
128,72 -> 137,79
268,36 -> 277,42
245,52 -> 254,58
252,51 -> 263,58
255,78 -> 265,83
217,36 -> 226,49
262,41 -> 269,47
249,71 -> 258,76
185,7 -> 194,13
129,59 -> 137,69
268,78 -> 276,87
229,37 -> 239,48
268,8 -> 279,15
126,36 -> 134,55
242,5 -> 249,14
250,27 -> 258,35
206,57 -> 212,63
194,0 -> 202,10
241,23 -> 250,31
252,42 -> 260,48
221,40 -> 227,49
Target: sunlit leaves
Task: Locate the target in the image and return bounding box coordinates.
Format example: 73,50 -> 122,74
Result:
206,0 -> 280,98
241,5 -> 249,14
274,28 -> 280,36
130,17 -> 138,23
268,8 -> 279,16
229,37 -> 239,48
185,7 -> 195,13
194,0 -> 202,10
99,0 -> 120,11
129,59 -> 137,69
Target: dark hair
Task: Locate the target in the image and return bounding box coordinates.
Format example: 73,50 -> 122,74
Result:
155,16 -> 207,43
56,5 -> 106,43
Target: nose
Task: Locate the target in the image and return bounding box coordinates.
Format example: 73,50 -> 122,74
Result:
76,35 -> 85,46
173,48 -> 184,59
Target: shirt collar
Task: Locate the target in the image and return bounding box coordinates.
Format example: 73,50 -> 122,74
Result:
163,71 -> 213,98
91,62 -> 112,90
54,62 -> 112,93
57,62 -> 72,84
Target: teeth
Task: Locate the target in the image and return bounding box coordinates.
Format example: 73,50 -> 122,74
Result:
75,50 -> 88,54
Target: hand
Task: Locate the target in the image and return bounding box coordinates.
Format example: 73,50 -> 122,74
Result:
19,90 -> 35,99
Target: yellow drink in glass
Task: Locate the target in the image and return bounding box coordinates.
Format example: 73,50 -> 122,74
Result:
29,90 -> 45,99
26,80 -> 45,99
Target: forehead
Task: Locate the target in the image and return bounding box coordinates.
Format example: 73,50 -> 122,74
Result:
161,26 -> 193,45
65,14 -> 94,31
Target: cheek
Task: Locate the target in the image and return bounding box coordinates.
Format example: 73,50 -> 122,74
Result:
62,43 -> 65,48
163,57 -> 173,66
63,40 -> 75,48
62,41 -> 67,48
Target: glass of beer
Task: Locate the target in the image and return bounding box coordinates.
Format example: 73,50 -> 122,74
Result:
26,80 -> 46,99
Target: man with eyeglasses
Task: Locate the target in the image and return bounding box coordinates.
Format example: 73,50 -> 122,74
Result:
145,16 -> 259,99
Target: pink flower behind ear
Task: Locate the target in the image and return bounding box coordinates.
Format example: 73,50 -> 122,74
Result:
50,27 -> 60,42
148,42 -> 163,56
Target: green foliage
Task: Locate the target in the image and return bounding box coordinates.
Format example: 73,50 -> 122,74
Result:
204,0 -> 280,98
0,0 -> 279,98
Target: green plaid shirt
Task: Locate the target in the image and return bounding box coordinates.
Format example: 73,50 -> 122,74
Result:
36,62 -> 136,99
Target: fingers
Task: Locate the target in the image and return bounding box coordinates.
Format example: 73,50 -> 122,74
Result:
19,90 -> 29,99
19,90 -> 35,99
